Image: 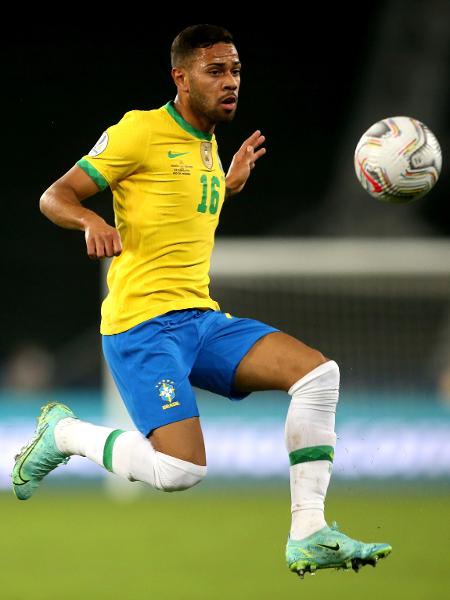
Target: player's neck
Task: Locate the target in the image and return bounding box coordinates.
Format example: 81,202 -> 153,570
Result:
173,97 -> 215,136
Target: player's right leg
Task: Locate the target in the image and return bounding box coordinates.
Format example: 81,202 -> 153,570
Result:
12,312 -> 207,500
12,404 -> 206,500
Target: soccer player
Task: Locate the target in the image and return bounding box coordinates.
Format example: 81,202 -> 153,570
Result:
12,24 -> 391,577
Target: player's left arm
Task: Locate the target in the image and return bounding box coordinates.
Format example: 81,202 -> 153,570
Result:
225,130 -> 266,197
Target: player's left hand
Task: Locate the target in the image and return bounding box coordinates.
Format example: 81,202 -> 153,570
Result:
225,130 -> 266,196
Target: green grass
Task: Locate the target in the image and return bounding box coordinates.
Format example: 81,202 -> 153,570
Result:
1,482 -> 449,600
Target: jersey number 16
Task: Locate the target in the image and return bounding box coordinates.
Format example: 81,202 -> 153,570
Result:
197,175 -> 220,215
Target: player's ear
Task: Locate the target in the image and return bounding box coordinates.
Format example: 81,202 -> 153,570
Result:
171,67 -> 189,93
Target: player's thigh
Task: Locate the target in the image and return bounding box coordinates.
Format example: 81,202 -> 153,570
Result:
149,416 -> 206,466
190,311 -> 279,402
192,312 -> 326,394
234,331 -> 327,392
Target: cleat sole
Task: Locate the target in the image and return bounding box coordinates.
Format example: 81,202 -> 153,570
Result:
352,558 -> 362,572
290,547 -> 392,579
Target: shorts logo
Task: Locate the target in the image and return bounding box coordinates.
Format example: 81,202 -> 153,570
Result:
156,379 -> 180,410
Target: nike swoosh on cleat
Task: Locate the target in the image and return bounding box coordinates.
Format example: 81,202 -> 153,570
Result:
317,543 -> 340,551
13,425 -> 48,485
168,151 -> 189,158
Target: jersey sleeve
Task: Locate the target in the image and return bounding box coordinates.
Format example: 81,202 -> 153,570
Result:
77,110 -> 148,190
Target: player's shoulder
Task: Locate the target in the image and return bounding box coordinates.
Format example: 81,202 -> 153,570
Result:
118,106 -> 167,127
108,107 -> 166,143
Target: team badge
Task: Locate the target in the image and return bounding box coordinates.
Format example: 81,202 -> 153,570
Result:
156,379 -> 180,410
200,142 -> 213,169
88,131 -> 109,157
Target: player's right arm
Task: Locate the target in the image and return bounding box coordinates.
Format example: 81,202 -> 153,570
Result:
40,165 -> 122,260
40,110 -> 148,259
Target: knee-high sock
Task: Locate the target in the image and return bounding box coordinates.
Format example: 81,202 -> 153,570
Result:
285,360 -> 339,540
55,419 -> 206,492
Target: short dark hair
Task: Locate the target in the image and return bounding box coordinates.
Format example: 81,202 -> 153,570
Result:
171,24 -> 234,68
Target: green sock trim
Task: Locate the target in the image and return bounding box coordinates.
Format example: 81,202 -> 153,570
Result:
103,429 -> 125,472
289,445 -> 334,466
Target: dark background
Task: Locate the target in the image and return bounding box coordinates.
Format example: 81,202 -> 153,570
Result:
2,2 -> 449,388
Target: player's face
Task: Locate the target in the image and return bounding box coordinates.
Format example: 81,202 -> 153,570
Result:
187,43 -> 241,124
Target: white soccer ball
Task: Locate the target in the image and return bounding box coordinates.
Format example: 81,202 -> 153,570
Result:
354,116 -> 442,203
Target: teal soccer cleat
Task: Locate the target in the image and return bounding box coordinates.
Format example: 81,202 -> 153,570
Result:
12,402 -> 76,500
286,522 -> 392,578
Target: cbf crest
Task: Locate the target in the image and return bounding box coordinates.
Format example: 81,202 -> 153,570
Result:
156,379 -> 180,410
200,142 -> 213,169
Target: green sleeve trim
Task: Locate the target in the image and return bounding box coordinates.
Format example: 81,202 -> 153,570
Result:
289,445 -> 334,466
103,429 -> 126,472
77,158 -> 109,191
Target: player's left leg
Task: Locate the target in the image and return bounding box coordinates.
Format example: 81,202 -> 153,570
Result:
233,331 -> 391,576
191,311 -> 390,577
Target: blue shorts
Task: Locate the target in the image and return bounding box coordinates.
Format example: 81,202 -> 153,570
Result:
102,309 -> 279,436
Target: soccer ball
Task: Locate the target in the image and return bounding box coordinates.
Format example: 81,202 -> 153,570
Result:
354,116 -> 442,203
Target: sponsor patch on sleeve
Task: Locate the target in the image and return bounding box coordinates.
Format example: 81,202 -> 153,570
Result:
88,131 -> 109,157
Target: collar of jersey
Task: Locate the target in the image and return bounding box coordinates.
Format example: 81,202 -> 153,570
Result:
164,101 -> 213,142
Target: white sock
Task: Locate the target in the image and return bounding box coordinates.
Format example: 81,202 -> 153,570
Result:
285,360 -> 340,540
55,418 -> 113,464
55,419 -> 207,492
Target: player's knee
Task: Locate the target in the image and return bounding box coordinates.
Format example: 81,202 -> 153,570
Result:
306,349 -> 329,372
321,359 -> 340,387
289,359 -> 340,396
154,451 -> 207,492
306,357 -> 340,385
158,469 -> 206,492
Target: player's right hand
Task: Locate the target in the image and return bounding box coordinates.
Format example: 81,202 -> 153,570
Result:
84,216 -> 122,259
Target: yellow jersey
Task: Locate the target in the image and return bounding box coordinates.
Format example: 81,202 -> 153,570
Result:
77,102 -> 225,335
